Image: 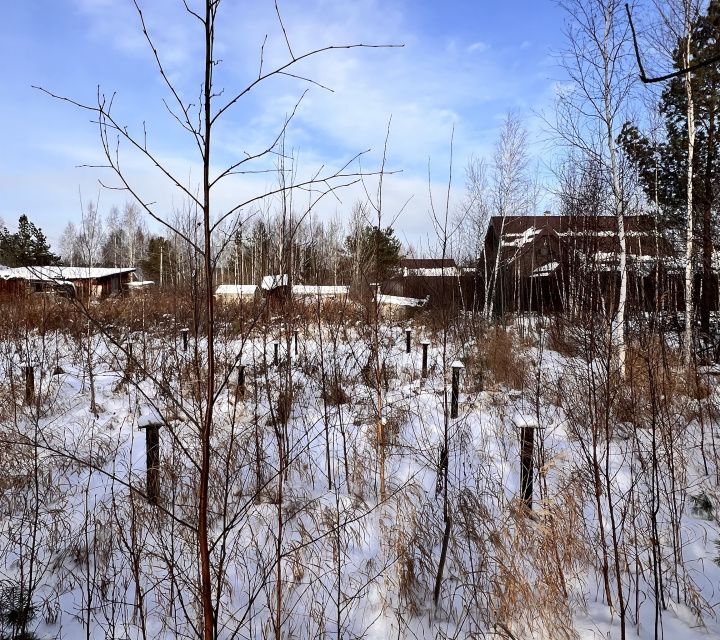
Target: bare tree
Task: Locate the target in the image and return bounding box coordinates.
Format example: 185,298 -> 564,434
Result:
76,199 -> 105,269
38,2 -> 395,638
456,156 -> 490,314
59,221 -> 80,266
556,0 -> 636,376
485,112 -> 532,319
648,0 -> 702,363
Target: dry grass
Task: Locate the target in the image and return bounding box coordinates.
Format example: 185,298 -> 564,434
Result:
488,475 -> 589,640
546,316 -> 586,359
320,377 -> 349,406
465,325 -> 529,392
613,337 -> 714,428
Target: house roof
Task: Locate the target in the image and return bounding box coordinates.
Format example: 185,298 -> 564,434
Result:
487,215 -> 674,260
292,285 -> 349,296
215,284 -> 258,296
0,266 -> 136,281
488,215 -> 661,236
377,294 -> 428,307
400,258 -> 457,269
260,274 -> 289,290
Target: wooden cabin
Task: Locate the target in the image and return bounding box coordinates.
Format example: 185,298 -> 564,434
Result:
0,266 -> 136,300
482,215 -> 680,315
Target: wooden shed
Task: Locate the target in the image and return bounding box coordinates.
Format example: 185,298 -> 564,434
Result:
0,266 -> 136,300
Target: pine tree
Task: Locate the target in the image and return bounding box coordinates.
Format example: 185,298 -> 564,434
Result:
140,236 -> 175,285
0,214 -> 61,267
620,0 -> 720,333
345,224 -> 402,283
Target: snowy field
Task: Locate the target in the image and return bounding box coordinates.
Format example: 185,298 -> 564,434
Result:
2,307 -> 720,639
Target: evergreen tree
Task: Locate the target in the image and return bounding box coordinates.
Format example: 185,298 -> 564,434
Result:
619,0 -> 720,332
345,224 -> 402,283
140,236 -> 175,285
0,214 -> 61,267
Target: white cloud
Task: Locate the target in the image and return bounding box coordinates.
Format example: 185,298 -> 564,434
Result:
22,0 -> 559,248
467,41 -> 490,53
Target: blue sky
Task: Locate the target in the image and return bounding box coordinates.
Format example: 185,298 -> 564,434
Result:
0,0 -> 567,250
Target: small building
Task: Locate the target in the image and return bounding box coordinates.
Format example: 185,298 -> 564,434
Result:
0,266 -> 137,300
261,274 -> 289,291
260,274 -> 290,310
382,258 -> 466,310
399,258 -> 459,277
292,284 -> 349,302
482,214 -> 679,315
215,284 -> 259,301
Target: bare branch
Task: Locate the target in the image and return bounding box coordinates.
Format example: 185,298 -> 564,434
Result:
625,2 -> 720,83
275,0 -> 295,60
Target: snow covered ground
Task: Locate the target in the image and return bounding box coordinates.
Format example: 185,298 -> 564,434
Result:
2,313 -> 720,639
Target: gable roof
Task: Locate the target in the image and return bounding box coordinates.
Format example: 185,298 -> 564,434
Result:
399,258 -> 457,269
487,215 -> 674,260
0,266 -> 136,281
261,274 -> 289,290
488,215 -> 661,236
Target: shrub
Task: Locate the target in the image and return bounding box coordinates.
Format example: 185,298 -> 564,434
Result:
0,581 -> 38,640
476,326 -> 528,391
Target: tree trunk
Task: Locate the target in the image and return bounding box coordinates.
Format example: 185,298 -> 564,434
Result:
684,28 -> 696,366
198,3 -> 215,639
701,87 -> 714,335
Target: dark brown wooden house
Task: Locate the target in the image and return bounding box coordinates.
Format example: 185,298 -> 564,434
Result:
482,215 -> 681,315
380,258 -> 480,310
0,266 -> 136,300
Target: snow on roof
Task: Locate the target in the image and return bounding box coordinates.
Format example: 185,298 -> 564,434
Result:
530,261 -> 559,277
402,267 -> 460,277
292,285 -> 349,296
127,280 -> 154,287
400,258 -> 457,269
501,227 -> 541,249
215,284 -> 258,296
556,230 -> 616,238
511,412 -> 540,429
261,274 -> 289,290
377,294 -> 428,307
490,214 -> 661,236
0,266 -> 135,281
591,252 -> 657,264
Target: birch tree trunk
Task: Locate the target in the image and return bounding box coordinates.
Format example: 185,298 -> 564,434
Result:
602,4 -> 628,377
683,17 -> 696,367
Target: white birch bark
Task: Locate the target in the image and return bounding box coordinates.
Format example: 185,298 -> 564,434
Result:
683,14 -> 696,366
600,3 -> 628,377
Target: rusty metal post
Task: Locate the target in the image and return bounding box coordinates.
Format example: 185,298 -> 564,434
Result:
405,328 -> 412,354
180,328 -> 189,353
294,329 -> 299,357
518,416 -> 539,510
273,341 -> 279,366
140,421 -> 161,504
24,365 -> 35,406
450,361 -> 464,419
421,339 -> 430,379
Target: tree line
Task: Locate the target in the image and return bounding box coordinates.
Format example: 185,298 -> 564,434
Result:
5,203 -> 404,289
